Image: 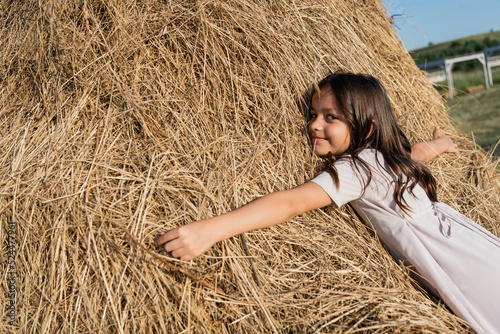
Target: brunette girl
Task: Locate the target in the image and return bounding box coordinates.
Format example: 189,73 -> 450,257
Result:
156,73 -> 500,333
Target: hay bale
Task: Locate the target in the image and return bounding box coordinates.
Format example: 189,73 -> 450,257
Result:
466,84 -> 485,94
1,0 -> 499,332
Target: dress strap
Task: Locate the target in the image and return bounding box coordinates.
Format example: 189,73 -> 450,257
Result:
432,202 -> 500,247
432,203 -> 452,238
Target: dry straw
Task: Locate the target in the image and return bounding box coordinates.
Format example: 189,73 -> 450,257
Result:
1,0 -> 499,332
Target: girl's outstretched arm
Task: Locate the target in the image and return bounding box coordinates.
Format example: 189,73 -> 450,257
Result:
155,182 -> 333,261
411,126 -> 459,164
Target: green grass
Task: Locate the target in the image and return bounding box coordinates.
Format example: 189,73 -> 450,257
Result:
433,67 -> 500,95
446,83 -> 500,157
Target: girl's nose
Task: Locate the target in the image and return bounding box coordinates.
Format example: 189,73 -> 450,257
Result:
309,117 -> 322,131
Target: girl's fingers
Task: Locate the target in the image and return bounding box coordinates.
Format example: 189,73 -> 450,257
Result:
180,254 -> 193,261
171,247 -> 192,260
163,238 -> 184,253
433,126 -> 441,139
432,125 -> 459,154
154,228 -> 179,247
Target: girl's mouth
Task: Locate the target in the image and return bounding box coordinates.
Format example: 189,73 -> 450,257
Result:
312,137 -> 326,142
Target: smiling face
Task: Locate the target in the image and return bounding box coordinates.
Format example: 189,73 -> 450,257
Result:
308,88 -> 351,157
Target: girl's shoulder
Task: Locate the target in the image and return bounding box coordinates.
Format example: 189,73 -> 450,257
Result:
337,148 -> 381,167
357,148 -> 379,159
312,149 -> 384,208
337,149 -> 391,182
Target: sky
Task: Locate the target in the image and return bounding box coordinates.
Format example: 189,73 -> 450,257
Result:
382,0 -> 500,50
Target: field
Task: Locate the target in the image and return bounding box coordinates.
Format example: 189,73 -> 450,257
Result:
433,66 -> 500,94
411,31 -> 500,158
442,70 -> 500,158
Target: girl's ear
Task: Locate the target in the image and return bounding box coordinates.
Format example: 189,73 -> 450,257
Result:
366,120 -> 376,139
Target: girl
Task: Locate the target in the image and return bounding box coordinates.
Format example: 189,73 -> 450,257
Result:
156,73 -> 500,333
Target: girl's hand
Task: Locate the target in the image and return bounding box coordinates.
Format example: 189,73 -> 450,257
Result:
432,126 -> 459,154
411,126 -> 459,164
155,220 -> 220,261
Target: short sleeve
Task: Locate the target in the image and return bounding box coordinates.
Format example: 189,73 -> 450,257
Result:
309,159 -> 365,208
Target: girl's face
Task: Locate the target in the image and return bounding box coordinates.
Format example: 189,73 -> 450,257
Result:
308,88 -> 351,157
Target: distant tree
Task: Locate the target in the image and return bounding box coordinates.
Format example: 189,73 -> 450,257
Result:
484,37 -> 500,47
462,40 -> 477,54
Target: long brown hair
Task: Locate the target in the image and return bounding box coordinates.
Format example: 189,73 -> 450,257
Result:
312,73 -> 438,212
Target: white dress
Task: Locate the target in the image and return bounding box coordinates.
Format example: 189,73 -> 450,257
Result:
310,149 -> 500,334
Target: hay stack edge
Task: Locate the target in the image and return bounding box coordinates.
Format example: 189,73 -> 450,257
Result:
1,0 -> 499,332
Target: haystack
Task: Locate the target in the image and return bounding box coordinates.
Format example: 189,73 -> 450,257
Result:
1,0 -> 499,332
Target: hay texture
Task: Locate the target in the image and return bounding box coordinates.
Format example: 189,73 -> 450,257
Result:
1,0 -> 499,332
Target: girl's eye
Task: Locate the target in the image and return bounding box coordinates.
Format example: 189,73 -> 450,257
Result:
309,114 -> 317,120
326,114 -> 337,121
